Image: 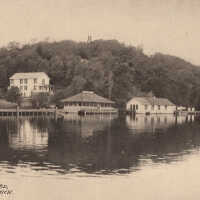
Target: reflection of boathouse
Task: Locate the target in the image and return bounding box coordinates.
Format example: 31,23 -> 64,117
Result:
62,114 -> 117,138
61,91 -> 117,113
126,114 -> 194,133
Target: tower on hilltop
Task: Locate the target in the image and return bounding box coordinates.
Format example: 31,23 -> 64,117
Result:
87,35 -> 92,43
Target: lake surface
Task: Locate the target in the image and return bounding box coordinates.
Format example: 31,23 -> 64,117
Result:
0,114 -> 200,200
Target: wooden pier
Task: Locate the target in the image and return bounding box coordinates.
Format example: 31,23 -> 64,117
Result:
0,108 -> 56,117
78,108 -> 118,116
175,111 -> 200,116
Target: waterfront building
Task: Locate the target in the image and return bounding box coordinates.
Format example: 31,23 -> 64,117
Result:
126,97 -> 176,114
61,91 -> 117,113
9,72 -> 52,97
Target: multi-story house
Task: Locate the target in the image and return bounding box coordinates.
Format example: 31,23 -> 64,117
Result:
9,72 -> 52,97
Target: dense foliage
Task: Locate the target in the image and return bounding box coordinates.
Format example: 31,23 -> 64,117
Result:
31,93 -> 50,108
1,39 -> 200,109
5,86 -> 21,105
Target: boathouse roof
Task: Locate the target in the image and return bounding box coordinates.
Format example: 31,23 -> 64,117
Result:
10,72 -> 49,79
127,97 -> 175,106
61,91 -> 115,104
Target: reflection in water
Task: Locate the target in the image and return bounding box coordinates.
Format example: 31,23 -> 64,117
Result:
0,114 -> 199,177
9,118 -> 48,150
62,114 -> 116,138
126,114 -> 195,133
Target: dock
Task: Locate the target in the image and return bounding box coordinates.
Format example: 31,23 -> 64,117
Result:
0,108 -> 56,117
78,108 -> 118,115
175,111 -> 200,116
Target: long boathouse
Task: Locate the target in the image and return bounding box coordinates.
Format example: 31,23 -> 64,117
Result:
61,91 -> 117,114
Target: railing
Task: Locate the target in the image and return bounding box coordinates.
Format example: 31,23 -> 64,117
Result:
0,108 -> 57,117
78,108 -> 118,115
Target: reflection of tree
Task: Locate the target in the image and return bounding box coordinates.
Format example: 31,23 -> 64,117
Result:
47,117 -> 137,173
0,116 -> 199,176
0,119 -> 11,147
47,116 -> 200,175
8,118 -> 49,151
0,118 -> 18,162
0,117 -> 50,167
28,117 -> 49,134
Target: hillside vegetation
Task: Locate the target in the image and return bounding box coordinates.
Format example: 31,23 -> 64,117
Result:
0,40 -> 200,108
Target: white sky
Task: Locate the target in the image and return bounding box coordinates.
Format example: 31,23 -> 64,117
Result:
1,0 -> 200,65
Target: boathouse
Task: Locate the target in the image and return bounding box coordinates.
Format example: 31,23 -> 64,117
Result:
61,91 -> 117,113
126,97 -> 176,114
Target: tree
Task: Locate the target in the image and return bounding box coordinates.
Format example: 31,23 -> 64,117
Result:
31,93 -> 50,108
6,86 -> 22,105
0,39 -> 199,108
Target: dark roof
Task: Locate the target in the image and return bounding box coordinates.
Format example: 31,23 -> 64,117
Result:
128,97 -> 175,106
61,91 -> 115,104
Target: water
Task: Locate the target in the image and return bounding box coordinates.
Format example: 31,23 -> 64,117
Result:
0,114 -> 200,200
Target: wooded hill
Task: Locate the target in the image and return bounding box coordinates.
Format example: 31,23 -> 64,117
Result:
0,39 -> 200,108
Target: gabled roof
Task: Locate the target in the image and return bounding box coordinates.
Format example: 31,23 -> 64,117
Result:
61,91 -> 115,104
10,72 -> 49,79
128,97 -> 175,106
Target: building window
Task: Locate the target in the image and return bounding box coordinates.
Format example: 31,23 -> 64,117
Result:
136,104 -> 138,110
24,79 -> 28,84
165,105 -> 168,110
152,105 -> 154,110
20,79 -> 23,84
145,105 -> 148,110
39,86 -> 42,90
158,105 -> 160,110
20,86 -> 23,90
42,79 -> 45,85
34,86 -> 37,90
24,86 -> 27,90
34,78 -> 37,84
10,79 -> 14,84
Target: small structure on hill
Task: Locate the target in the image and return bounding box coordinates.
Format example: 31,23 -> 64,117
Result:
126,97 -> 176,114
9,72 -> 53,97
61,91 -> 117,114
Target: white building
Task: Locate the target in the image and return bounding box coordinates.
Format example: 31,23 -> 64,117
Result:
126,97 -> 176,114
9,72 -> 52,97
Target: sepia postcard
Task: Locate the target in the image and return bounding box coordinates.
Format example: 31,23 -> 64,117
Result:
0,0 -> 200,200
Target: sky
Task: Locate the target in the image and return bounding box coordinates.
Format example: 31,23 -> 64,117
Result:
1,0 -> 200,65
